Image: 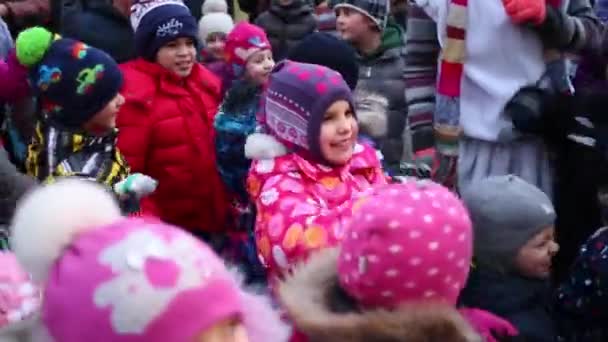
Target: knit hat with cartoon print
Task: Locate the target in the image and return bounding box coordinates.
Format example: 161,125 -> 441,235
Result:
461,175 -> 556,273
131,0 -> 199,61
9,179 -> 290,342
338,180 -> 473,308
248,60 -> 354,164
15,27 -> 123,129
224,22 -> 271,78
333,0 -> 390,31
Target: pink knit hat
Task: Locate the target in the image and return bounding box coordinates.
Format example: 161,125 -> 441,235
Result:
224,22 -> 270,76
338,180 -> 473,308
0,252 -> 40,330
9,180 -> 245,342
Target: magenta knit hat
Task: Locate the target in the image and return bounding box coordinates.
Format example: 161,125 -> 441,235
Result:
338,180 -> 473,308
9,180 -> 244,342
225,22 -> 270,77
262,60 -> 354,163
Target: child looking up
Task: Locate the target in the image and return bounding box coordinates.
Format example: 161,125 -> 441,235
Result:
460,175 -> 560,342
246,61 -> 388,281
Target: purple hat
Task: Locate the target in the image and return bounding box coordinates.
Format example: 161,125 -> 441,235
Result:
262,60 -> 354,163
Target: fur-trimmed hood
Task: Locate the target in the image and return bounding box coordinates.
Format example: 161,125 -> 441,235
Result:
278,248 -> 482,342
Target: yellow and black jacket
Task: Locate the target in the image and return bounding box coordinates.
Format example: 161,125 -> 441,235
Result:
26,119 -> 130,188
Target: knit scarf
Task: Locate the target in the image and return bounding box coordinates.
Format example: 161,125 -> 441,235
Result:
432,0 -> 563,188
432,0 -> 467,188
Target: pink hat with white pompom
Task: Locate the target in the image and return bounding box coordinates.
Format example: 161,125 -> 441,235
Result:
9,179 -> 244,342
337,180 -> 473,308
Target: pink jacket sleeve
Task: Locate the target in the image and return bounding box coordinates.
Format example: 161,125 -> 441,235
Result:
0,51 -> 29,103
252,173 -> 359,278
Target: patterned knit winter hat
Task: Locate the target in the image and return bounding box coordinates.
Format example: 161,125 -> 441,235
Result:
10,179 -> 245,342
262,60 -> 354,163
0,252 -> 40,331
224,22 -> 270,78
338,180 -> 473,308
15,27 -> 123,129
333,0 -> 390,31
131,0 -> 198,61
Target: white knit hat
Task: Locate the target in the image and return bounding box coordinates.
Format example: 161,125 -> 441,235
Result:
198,12 -> 234,42
202,0 -> 228,15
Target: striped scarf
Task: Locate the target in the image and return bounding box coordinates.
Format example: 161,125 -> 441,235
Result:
432,0 -> 467,189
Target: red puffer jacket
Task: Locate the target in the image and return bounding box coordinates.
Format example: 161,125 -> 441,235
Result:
117,58 -> 229,232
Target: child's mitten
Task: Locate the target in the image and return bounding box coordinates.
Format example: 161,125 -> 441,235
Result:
502,0 -> 546,25
459,308 -> 519,342
114,173 -> 157,199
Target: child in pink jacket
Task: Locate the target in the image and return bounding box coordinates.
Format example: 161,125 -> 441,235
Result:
245,61 -> 388,281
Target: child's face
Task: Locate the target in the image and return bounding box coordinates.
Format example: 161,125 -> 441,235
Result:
205,33 -> 227,60
196,317 -> 248,342
83,93 -> 125,134
277,0 -> 293,6
336,7 -> 376,44
156,37 -> 197,78
244,49 -> 275,85
319,100 -> 358,165
513,226 -> 559,279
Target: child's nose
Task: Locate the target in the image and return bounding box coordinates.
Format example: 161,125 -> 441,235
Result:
549,241 -> 560,255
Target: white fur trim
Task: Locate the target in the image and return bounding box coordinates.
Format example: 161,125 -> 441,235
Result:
198,13 -> 234,42
202,0 -> 228,15
10,179 -> 121,283
245,133 -> 288,160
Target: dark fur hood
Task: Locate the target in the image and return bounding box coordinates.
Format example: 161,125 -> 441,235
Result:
278,248 -> 482,342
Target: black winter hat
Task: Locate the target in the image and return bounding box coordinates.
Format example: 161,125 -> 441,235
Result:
288,32 -> 359,91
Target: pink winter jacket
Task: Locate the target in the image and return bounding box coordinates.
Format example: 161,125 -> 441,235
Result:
247,142 -> 388,279
0,51 -> 29,103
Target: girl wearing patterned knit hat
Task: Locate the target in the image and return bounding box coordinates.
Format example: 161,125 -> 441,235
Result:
117,0 -> 230,234
213,22 -> 274,285
15,27 -> 156,214
245,60 -> 388,284
8,179 -> 290,342
278,181 -> 516,342
460,175 -> 559,342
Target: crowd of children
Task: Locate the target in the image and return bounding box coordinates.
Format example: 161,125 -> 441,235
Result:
1,0 -> 608,340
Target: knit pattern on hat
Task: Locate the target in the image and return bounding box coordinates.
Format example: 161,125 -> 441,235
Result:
338,181 -> 473,308
333,0 -> 390,31
225,22 -> 270,77
261,60 -> 354,163
10,179 -> 244,341
15,27 -> 123,129
198,12 -> 234,42
461,175 -> 556,272
0,252 -> 40,330
131,0 -> 198,60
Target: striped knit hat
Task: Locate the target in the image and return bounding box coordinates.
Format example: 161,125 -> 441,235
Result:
334,0 -> 390,31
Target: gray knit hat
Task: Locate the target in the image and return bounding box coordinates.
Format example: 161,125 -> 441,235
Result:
461,175 -> 556,272
334,0 -> 390,31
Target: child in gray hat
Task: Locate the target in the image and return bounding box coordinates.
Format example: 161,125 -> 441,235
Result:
459,175 -> 559,342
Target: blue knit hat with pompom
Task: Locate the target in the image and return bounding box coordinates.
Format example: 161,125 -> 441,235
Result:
16,27 -> 123,129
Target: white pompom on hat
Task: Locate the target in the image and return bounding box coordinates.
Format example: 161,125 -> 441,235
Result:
202,0 -> 229,14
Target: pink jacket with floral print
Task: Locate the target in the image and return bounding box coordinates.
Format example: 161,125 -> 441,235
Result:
247,140 -> 387,279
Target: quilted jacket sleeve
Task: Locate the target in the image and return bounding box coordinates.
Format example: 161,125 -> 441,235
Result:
537,0 -> 603,52
214,111 -> 252,202
3,0 -> 50,29
250,173 -> 358,277
116,100 -> 151,173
